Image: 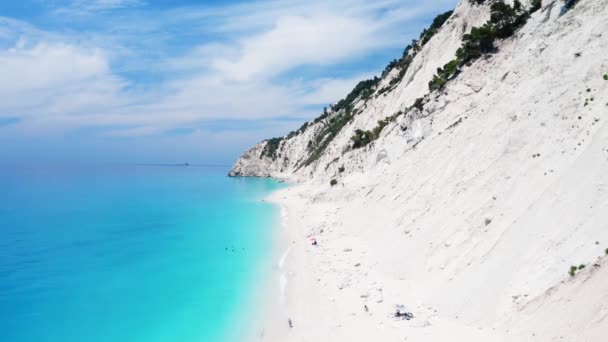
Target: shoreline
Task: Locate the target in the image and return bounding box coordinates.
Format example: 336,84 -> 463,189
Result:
253,183 -> 430,341
249,176 -> 608,341
222,178 -> 294,342
244,182 -> 316,342
240,186 -> 293,342
253,183 -> 362,341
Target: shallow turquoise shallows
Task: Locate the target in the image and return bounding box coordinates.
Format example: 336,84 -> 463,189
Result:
0,164 -> 284,342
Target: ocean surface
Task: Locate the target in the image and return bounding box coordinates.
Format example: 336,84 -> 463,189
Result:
0,164 -> 284,342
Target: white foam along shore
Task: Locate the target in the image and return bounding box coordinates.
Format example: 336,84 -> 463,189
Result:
237,0 -> 608,340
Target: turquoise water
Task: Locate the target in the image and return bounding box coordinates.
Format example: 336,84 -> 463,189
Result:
0,164 -> 284,342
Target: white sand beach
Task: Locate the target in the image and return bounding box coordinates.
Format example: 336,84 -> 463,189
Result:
258,172 -> 608,341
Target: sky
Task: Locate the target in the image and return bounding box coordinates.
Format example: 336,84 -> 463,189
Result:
0,0 -> 458,165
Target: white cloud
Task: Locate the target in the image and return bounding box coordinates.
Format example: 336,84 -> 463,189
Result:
53,0 -> 144,15
0,43 -> 109,92
93,0 -> 142,9
103,126 -> 160,137
212,14 -> 388,82
0,41 -> 128,125
0,0 -> 459,142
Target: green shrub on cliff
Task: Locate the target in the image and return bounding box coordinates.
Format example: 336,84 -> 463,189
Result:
429,0 -> 533,92
332,78 -> 380,113
382,11 -> 454,95
413,97 -> 425,111
456,24 -> 497,64
261,137 -> 284,160
351,129 -> 374,149
419,10 -> 454,46
490,1 -> 528,39
297,8 -> 457,166
350,116 -> 396,150
429,59 -> 460,90
304,109 -> 354,167
563,0 -> 580,11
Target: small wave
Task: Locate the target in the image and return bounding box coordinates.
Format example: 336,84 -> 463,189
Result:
278,247 -> 290,269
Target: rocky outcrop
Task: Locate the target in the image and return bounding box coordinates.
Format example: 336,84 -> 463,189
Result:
228,142 -> 275,177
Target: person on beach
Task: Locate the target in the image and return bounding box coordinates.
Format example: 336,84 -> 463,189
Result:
288,318 -> 293,328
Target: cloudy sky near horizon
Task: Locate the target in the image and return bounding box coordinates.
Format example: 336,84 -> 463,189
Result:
0,0 -> 458,165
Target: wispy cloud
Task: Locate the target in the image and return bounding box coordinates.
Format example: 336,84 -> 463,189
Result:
212,13 -> 391,82
53,0 -> 145,15
0,0 -> 458,161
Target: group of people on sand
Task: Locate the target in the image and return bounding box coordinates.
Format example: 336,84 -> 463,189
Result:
287,306 -> 413,329
395,310 -> 413,320
287,235 -> 413,329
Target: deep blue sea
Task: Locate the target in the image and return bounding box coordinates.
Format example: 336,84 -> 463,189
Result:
0,164 -> 284,342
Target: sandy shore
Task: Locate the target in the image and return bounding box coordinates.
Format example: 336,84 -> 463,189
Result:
247,177 -> 608,342
253,184 -> 480,342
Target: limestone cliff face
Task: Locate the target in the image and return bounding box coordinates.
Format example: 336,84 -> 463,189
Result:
229,0 -> 491,181
228,143 -> 277,177
230,0 -> 608,185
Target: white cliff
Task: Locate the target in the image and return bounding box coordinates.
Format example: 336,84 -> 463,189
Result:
233,0 -> 608,340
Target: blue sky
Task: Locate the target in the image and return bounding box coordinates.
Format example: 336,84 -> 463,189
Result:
0,0 -> 458,165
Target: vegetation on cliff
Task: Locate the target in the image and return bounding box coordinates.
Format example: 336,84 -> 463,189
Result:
429,0 -> 535,91
352,0 -> 540,150
260,137 -> 284,160
262,1 -> 544,164
302,10 -> 453,159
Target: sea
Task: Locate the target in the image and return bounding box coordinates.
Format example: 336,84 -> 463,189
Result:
0,164 -> 284,342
